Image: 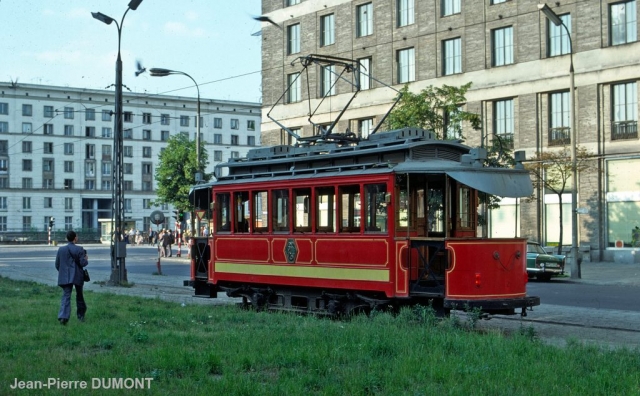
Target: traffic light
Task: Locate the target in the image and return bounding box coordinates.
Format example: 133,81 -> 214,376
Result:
173,210 -> 179,220
178,212 -> 184,222
49,217 -> 54,228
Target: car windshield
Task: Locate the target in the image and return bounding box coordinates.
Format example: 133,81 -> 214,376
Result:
527,243 -> 547,254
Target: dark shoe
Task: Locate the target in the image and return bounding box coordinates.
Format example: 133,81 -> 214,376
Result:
78,316 -> 85,322
59,318 -> 68,325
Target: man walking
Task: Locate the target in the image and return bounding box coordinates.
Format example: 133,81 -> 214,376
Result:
55,230 -> 89,325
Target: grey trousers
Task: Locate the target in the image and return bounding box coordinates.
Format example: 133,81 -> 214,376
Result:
58,284 -> 87,320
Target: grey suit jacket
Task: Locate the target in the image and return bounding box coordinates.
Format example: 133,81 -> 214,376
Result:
55,243 -> 88,286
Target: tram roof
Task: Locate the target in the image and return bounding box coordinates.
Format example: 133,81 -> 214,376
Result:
191,128 -> 532,200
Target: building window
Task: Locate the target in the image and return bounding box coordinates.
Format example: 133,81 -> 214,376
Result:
356,3 -> 373,37
231,135 -> 239,145
358,57 -> 372,90
142,163 -> 152,175
102,180 -> 111,190
612,82 -> 638,140
161,130 -> 170,141
102,127 -> 112,138
321,65 -> 336,96
494,99 -> 514,148
397,0 -> 414,27
64,143 -> 74,155
65,216 -> 73,231
0,197 -> 5,209
124,146 -> 133,157
102,162 -> 111,176
214,134 -> 222,144
22,216 -> 32,231
231,151 -> 240,159
123,129 -> 133,139
22,141 -> 32,153
214,150 -> 223,161
22,104 -> 32,116
65,197 -> 73,210
23,197 -> 31,210
214,118 -> 222,128
287,73 -> 302,103
85,180 -> 95,190
247,120 -> 256,131
142,113 -> 151,124
102,110 -> 111,121
44,106 -> 54,117
64,161 -> 74,172
64,125 -> 74,136
159,114 -> 169,125
180,115 -> 189,127
443,37 -> 462,75
143,199 -> 152,209
43,124 -> 53,135
124,111 -> 133,122
358,118 -> 374,139
85,108 -> 95,121
124,163 -> 133,174
143,130 -> 151,140
0,140 -> 6,155
43,178 -> 54,189
230,119 -> 239,130
23,178 -> 33,189
0,103 -> 7,115
85,161 -> 95,177
248,136 -> 256,146
22,123 -> 32,134
321,14 -> 335,46
143,147 -> 152,158
43,159 -> 54,172
287,23 -> 301,55
44,142 -> 53,154
44,197 -> 52,208
610,0 -> 637,46
23,159 -> 32,171
0,122 -> 7,133
86,144 -> 95,159
492,0 -> 508,4
102,145 -> 111,159
85,126 -> 95,137
397,47 -> 415,83
64,107 -> 74,119
442,0 -> 461,16
0,217 -> 5,232
492,26 -> 513,66
549,91 -> 571,146
124,181 -> 133,191
444,106 -> 463,140
286,0 -> 300,5
547,14 -> 571,56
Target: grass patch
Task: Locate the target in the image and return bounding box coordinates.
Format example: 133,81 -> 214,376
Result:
1,275 -> 639,395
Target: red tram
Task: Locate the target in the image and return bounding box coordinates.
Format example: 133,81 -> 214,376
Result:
185,127 -> 539,316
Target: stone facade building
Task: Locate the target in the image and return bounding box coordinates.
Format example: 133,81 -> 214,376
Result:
259,0 -> 640,261
0,82 -> 260,238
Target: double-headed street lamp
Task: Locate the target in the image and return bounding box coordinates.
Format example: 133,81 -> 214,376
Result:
538,3 -> 580,279
92,0 -> 143,284
149,68 -> 202,235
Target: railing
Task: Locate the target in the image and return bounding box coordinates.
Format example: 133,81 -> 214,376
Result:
611,121 -> 638,141
548,127 -> 571,146
0,228 -> 101,244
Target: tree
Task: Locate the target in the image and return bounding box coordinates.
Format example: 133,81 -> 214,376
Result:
526,146 -> 592,255
387,83 -> 481,139
154,133 -> 211,213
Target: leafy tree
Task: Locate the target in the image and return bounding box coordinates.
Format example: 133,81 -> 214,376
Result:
154,133 -> 211,212
387,83 -> 481,139
526,146 -> 592,255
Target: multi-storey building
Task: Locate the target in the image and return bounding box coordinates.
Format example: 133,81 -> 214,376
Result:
259,0 -> 640,261
0,82 -> 261,237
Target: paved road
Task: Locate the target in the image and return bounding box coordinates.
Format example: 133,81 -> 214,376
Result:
1,244 -> 639,349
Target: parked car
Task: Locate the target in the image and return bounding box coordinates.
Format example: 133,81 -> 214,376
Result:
526,242 -> 565,281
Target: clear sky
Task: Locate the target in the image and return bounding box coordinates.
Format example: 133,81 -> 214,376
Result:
0,0 -> 264,103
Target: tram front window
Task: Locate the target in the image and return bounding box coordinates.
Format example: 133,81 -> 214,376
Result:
365,183 -> 387,232
235,192 -> 249,233
427,186 -> 444,234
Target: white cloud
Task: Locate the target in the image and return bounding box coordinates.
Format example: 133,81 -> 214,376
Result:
163,21 -> 207,37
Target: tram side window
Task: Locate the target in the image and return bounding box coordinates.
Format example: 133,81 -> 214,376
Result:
316,187 -> 335,233
365,183 -> 388,232
235,192 -> 250,233
294,188 -> 311,232
397,175 -> 409,228
272,189 -> 289,232
339,185 -> 360,233
457,185 -> 474,229
253,191 -> 268,232
216,192 -> 231,232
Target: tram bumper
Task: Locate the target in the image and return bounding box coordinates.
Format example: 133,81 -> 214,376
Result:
444,295 -> 540,315
184,279 -> 218,298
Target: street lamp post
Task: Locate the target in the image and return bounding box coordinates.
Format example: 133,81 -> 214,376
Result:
149,68 -> 202,236
92,0 -> 143,284
538,3 -> 580,279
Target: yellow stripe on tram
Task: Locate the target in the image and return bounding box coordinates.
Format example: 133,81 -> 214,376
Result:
215,262 -> 389,282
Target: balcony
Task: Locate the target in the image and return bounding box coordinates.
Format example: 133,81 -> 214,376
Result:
548,127 -> 570,147
611,121 -> 638,141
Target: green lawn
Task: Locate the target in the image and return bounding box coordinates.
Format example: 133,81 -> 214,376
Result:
1,276 -> 638,395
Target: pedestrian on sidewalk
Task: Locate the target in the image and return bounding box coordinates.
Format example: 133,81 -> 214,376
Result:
54,230 -> 89,325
